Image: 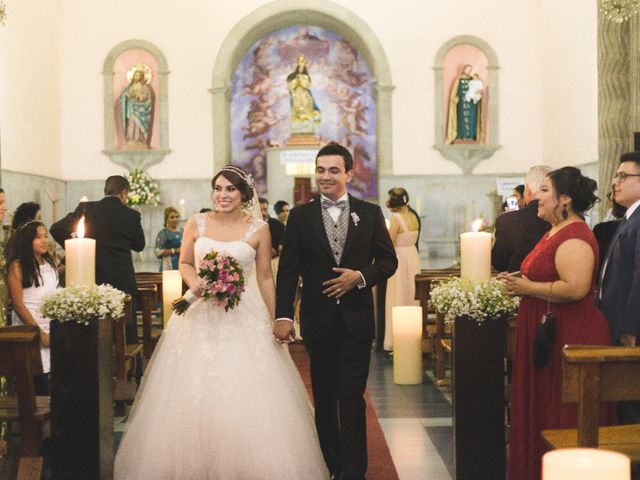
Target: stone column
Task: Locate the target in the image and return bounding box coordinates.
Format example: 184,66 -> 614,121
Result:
598,2 -> 631,217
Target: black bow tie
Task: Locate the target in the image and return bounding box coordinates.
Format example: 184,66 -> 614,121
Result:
322,199 -> 347,210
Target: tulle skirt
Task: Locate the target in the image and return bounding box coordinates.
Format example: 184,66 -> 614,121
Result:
114,286 -> 329,480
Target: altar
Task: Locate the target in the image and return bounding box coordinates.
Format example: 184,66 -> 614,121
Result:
266,145 -> 320,205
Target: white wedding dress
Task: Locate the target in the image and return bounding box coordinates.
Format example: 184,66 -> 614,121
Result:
114,217 -> 329,480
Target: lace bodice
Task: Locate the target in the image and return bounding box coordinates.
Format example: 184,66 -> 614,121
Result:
193,213 -> 266,277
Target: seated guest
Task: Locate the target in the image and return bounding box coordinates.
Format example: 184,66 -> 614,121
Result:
259,197 -> 284,258
154,206 -> 183,271
492,165 -> 552,273
7,221 -> 59,395
504,166 -> 613,480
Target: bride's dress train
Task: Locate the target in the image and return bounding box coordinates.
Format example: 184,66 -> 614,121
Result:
114,219 -> 329,479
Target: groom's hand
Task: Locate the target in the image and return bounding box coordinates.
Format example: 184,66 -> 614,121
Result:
323,268 -> 362,298
273,320 -> 296,343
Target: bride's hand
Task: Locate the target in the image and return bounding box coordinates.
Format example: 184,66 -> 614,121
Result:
171,297 -> 191,315
171,287 -> 203,315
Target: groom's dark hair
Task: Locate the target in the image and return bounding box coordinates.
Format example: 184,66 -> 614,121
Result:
316,142 -> 353,172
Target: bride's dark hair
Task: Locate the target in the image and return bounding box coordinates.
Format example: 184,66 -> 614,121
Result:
212,166 -> 255,204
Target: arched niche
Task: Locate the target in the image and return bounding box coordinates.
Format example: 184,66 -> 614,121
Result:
102,39 -> 171,171
433,35 -> 501,174
211,0 -> 394,191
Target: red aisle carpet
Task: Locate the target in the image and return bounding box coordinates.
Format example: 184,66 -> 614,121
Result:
289,343 -> 400,480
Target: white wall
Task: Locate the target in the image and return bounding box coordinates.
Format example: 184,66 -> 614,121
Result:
0,0 -> 62,178
0,0 -> 598,181
539,0 -> 598,168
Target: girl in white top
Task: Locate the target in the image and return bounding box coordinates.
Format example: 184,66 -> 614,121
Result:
7,221 -> 59,376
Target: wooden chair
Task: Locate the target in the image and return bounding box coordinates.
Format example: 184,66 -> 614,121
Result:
541,345 -> 640,462
0,325 -> 50,480
113,295 -> 142,417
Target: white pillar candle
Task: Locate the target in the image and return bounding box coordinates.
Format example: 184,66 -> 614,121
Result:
392,306 -> 423,385
65,216 -> 95,287
543,449 -> 630,480
460,219 -> 491,282
178,199 -> 186,218
415,197 -> 422,216
162,270 -> 183,326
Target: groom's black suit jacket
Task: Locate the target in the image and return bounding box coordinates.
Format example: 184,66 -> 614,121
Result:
276,195 -> 398,341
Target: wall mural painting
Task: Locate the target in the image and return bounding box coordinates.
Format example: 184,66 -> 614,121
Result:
443,44 -> 488,145
112,49 -> 160,150
231,25 -> 377,199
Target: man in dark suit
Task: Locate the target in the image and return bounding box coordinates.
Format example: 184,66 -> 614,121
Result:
259,197 -> 285,258
274,143 -> 397,480
51,175 -> 145,343
491,165 -> 552,273
598,152 -> 640,423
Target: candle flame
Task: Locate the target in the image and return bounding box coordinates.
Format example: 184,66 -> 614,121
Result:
471,218 -> 483,232
76,216 -> 85,239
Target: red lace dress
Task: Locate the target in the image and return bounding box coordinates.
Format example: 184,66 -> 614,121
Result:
508,222 -> 613,480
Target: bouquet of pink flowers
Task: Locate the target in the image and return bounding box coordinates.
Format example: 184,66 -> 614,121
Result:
198,250 -> 245,311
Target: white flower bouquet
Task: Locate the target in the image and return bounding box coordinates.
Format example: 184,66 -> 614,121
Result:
126,168 -> 160,206
41,284 -> 126,325
430,277 -> 519,323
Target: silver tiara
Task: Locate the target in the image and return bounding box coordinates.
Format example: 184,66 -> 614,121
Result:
219,165 -> 254,189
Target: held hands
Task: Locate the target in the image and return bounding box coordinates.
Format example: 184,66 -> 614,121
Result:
273,320 -> 296,344
322,268 -> 361,299
620,333 -> 637,347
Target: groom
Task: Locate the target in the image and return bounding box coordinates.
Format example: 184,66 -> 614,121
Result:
275,143 -> 397,480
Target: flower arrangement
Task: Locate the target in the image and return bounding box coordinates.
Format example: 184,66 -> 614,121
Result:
430,277 -> 519,323
126,168 -> 160,206
198,250 -> 245,311
40,284 -> 126,325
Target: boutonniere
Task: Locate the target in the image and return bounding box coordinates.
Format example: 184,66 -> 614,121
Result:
351,212 -> 360,226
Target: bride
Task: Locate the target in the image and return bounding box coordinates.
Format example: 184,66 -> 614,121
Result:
114,166 -> 329,479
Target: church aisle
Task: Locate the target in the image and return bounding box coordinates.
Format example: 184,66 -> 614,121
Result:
368,352 -> 454,480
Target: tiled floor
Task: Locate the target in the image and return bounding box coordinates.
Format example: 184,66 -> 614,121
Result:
368,351 -> 453,480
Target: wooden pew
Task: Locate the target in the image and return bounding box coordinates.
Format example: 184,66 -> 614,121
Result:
414,268 -> 460,383
0,325 -> 50,480
135,285 -> 159,363
113,295 -> 142,417
541,345 -> 640,462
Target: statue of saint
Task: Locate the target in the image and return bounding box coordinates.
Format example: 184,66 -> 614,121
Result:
287,55 -> 321,135
445,64 -> 483,144
119,64 -> 155,149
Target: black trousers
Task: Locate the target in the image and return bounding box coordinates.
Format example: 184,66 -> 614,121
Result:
305,310 -> 371,480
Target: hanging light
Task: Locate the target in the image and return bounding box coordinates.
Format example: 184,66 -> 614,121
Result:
601,0 -> 640,23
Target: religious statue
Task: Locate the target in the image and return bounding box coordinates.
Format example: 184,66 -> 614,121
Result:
445,64 -> 483,144
287,55 -> 321,135
119,64 -> 155,149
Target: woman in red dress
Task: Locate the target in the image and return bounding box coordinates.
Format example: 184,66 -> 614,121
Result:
504,166 -> 612,480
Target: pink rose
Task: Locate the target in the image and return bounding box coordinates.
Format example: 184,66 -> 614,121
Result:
226,284 -> 236,295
